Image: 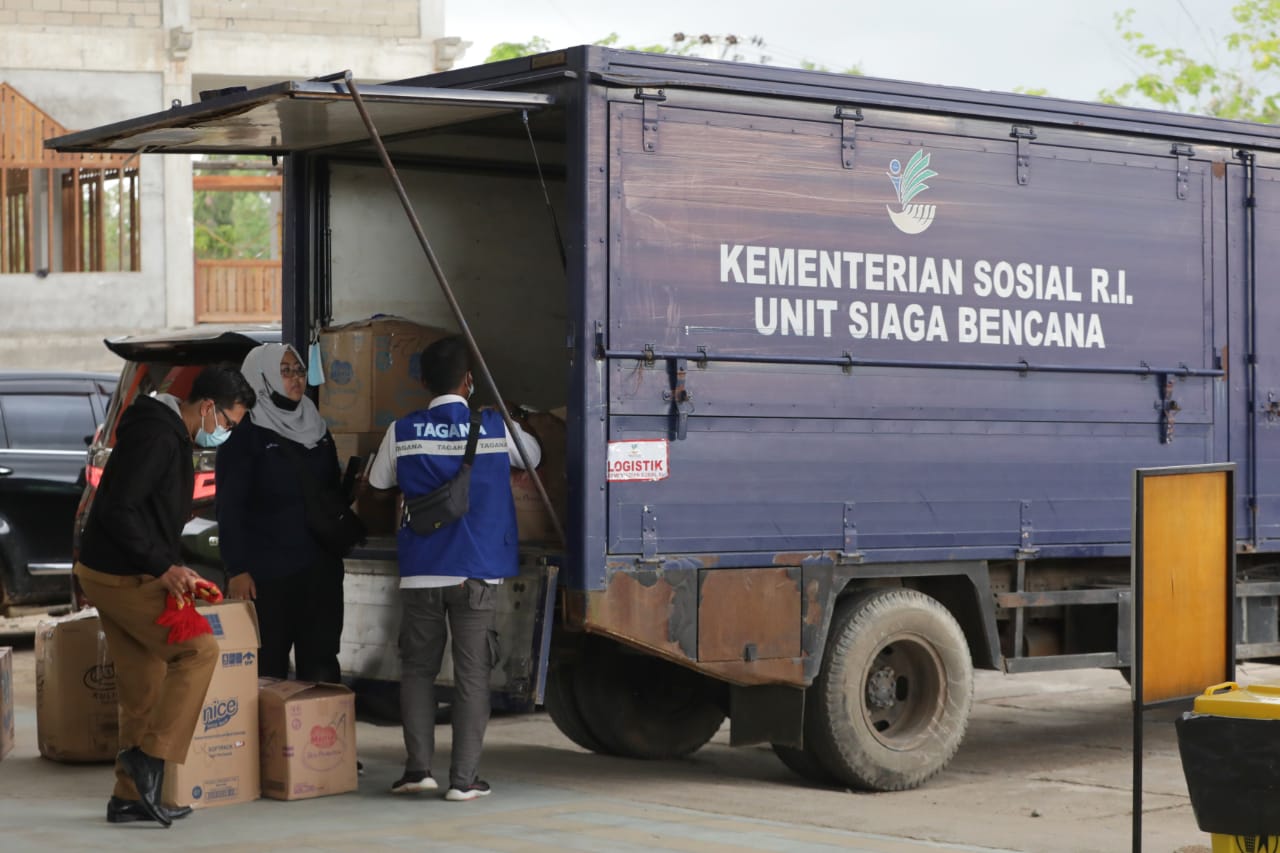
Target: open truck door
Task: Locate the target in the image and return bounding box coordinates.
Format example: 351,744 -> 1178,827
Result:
47,76 -> 562,711
47,77 -> 554,155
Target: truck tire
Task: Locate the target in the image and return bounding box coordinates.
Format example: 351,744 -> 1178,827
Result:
572,636 -> 726,760
809,588 -> 973,791
543,655 -> 611,754
771,743 -> 839,786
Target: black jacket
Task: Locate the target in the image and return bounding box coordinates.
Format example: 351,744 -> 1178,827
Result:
79,395 -> 194,577
214,419 -> 342,582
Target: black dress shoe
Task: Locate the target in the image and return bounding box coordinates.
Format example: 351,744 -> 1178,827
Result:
106,796 -> 193,824
116,747 -> 171,828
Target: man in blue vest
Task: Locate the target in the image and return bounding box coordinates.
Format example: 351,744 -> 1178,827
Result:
366,335 -> 541,801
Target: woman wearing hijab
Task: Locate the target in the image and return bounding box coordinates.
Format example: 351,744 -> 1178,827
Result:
216,343 -> 344,683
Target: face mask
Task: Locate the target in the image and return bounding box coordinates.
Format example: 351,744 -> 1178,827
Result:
263,372 -> 301,412
195,407 -> 231,448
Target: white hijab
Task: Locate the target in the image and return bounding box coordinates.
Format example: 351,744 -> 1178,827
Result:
241,343 -> 329,448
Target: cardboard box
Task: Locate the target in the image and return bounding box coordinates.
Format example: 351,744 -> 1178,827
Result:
259,679 -> 358,800
35,610 -> 118,762
331,430 -> 384,472
0,647 -> 13,761
162,601 -> 261,810
332,430 -> 397,535
512,409 -> 567,544
318,317 -> 451,433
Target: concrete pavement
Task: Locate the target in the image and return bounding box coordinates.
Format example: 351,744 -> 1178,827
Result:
0,636 -> 1245,852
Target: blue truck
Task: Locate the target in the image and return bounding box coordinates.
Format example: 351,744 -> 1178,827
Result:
49,45 -> 1280,792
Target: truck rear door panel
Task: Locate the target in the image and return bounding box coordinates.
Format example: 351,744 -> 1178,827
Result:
605,97 -> 1218,560
1231,164 -> 1280,545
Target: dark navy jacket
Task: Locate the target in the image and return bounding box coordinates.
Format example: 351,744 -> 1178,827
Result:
215,419 -> 342,582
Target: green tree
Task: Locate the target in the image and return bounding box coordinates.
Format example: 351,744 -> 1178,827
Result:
486,37 -> 551,63
193,156 -> 276,261
1098,0 -> 1279,122
484,32 -> 859,74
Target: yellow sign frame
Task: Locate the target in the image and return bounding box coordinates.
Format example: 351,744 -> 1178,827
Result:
1132,464 -> 1235,707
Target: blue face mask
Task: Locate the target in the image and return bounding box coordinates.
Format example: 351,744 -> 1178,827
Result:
195,408 -> 231,448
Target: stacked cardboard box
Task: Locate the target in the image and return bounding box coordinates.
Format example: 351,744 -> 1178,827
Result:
318,316 -> 451,433
35,610 -> 117,762
259,679 -> 358,800
162,601 -> 261,810
0,647 -> 13,761
320,317 -> 452,535
511,407 -> 567,544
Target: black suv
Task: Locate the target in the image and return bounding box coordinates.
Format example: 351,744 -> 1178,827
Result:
71,326 -> 279,607
0,371 -> 116,609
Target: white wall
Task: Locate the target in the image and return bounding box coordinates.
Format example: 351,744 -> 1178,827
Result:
0,0 -> 464,370
328,163 -> 567,407
0,69 -> 169,369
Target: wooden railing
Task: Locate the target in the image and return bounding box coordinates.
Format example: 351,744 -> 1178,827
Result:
194,258 -> 282,323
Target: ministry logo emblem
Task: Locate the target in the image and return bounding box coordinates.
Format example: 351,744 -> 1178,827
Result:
886,149 -> 938,235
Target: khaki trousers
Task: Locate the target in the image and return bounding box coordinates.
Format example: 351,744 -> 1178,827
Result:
74,563 -> 218,800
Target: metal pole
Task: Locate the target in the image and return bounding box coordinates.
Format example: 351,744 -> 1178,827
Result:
342,72 -> 566,547
1241,150 -> 1259,548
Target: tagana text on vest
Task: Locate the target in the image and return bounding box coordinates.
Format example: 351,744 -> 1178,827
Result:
392,401 -> 518,579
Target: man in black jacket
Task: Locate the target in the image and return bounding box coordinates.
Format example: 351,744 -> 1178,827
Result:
74,366 -> 255,828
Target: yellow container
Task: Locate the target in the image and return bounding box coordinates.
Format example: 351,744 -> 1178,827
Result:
1192,683 -> 1280,852
1212,835 -> 1280,852
1193,682 -> 1280,719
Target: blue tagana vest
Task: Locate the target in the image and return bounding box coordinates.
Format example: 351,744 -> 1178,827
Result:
392,401 -> 518,580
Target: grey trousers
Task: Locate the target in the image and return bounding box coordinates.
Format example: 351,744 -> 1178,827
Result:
399,579 -> 498,788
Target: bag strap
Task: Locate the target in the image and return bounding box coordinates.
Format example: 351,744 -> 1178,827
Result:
461,410 -> 482,467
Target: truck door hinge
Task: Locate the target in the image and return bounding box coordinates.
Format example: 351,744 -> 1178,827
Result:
1011,125 -> 1036,186
1018,500 -> 1039,559
1155,373 -> 1179,443
662,357 -> 692,440
635,88 -> 666,154
1172,143 -> 1194,200
836,106 -> 864,170
641,505 -> 659,562
838,502 -> 863,564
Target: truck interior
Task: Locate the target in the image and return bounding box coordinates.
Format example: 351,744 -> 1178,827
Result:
48,79 -> 573,414
320,104 -> 570,412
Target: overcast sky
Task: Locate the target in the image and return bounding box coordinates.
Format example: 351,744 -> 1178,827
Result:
446,0 -> 1239,104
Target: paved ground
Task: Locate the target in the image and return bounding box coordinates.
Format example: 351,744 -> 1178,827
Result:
0,635 -> 1250,852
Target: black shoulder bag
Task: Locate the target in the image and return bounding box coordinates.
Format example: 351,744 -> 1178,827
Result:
403,410 -> 482,536
278,438 -> 367,558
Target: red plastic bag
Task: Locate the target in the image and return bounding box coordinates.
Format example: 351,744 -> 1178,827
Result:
155,580 -> 224,644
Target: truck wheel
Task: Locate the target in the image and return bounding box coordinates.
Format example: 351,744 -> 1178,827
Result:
771,743 -> 839,786
572,636 -> 726,760
543,655 -> 611,754
809,588 -> 973,791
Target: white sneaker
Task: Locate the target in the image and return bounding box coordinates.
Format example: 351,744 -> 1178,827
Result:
390,772 -> 438,794
445,780 -> 491,801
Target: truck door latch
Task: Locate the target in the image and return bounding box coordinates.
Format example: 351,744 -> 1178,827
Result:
635,88 -> 666,154
663,357 -> 693,440
1265,391 -> 1280,421
1172,143 -> 1194,200
1011,125 -> 1036,186
1155,373 -> 1179,443
836,106 -> 864,169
